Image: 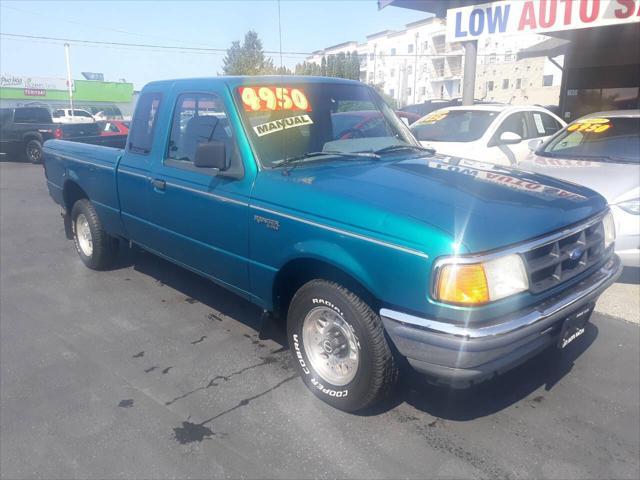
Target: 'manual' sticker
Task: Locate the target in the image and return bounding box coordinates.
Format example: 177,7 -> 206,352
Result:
253,114 -> 314,137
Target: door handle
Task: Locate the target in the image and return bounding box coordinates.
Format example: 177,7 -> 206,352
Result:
151,179 -> 166,191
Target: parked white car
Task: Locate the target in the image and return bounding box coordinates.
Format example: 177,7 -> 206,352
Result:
410,105 -> 566,166
51,108 -> 95,124
520,110 -> 640,268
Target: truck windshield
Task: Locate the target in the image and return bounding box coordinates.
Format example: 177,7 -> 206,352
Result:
538,116 -> 640,164
234,82 -> 418,168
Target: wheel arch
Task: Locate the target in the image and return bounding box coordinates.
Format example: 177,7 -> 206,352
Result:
62,180 -> 89,214
22,131 -> 43,144
272,254 -> 379,323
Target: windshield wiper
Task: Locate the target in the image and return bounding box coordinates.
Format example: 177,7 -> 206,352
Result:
273,150 -> 380,173
373,144 -> 435,155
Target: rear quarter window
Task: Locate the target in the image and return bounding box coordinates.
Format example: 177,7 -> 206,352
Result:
128,92 -> 162,154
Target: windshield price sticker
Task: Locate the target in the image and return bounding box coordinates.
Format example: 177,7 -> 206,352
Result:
240,86 -> 311,112
418,110 -> 448,125
567,118 -> 611,133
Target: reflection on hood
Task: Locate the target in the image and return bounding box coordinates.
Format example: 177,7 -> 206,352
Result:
405,155 -> 587,201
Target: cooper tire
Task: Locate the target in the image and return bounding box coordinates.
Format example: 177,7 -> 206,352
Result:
25,139 -> 43,164
287,280 -> 398,412
71,199 -> 118,270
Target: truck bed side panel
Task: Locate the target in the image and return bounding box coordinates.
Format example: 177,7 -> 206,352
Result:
43,139 -> 125,237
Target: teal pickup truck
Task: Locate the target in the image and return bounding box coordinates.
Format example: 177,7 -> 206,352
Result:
43,76 -> 621,411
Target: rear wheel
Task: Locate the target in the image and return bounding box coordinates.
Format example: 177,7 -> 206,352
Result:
71,199 -> 118,270
25,139 -> 42,163
287,280 -> 398,412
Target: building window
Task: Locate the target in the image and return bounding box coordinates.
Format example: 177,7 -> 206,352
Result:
486,81 -> 494,92
389,88 -> 395,97
406,87 -> 412,96
502,79 -> 509,89
390,68 -> 395,77
423,41 -> 429,50
543,75 -> 554,86
390,48 -> 396,56
489,54 -> 496,64
408,44 -> 414,53
516,78 -> 522,89
368,72 -> 374,82
407,65 -> 413,75
369,53 -> 375,61
422,64 -> 428,73
420,86 -> 426,95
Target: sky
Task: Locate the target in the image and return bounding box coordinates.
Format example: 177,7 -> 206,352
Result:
0,0 -> 427,89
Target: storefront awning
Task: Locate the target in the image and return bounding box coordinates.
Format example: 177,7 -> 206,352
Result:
517,38 -> 570,60
377,0 -> 480,17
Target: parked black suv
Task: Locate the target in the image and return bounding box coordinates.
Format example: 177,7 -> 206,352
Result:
0,107 -> 56,163
0,107 -> 103,162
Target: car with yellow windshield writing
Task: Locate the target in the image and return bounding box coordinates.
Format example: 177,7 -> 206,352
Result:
410,105 -> 566,166
42,77 -> 620,411
521,110 -> 640,268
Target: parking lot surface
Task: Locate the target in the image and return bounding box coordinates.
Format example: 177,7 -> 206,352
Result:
1,161 -> 639,479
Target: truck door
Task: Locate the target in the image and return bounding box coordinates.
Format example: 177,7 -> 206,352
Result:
145,91 -> 251,293
117,91 -> 163,243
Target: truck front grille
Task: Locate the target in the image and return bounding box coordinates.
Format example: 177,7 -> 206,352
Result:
523,220 -> 606,294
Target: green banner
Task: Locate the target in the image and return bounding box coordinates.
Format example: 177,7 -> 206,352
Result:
0,80 -> 133,102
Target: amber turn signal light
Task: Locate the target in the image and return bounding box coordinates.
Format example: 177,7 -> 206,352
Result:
436,263 -> 490,306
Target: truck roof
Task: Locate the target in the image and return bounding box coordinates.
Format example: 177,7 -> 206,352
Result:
143,75 -> 363,89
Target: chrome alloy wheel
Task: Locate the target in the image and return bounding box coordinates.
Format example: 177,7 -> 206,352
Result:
75,213 -> 93,257
301,306 -> 360,386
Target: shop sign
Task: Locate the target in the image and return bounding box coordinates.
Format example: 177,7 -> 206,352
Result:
446,0 -> 640,42
0,74 -> 74,91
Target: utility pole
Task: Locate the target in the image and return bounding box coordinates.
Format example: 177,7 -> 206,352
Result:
64,43 -> 74,118
462,40 -> 477,106
413,32 -> 419,105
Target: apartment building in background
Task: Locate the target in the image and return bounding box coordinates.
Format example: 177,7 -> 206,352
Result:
306,17 -> 562,108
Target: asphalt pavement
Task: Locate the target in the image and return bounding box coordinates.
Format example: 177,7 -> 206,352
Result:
1,161 -> 639,479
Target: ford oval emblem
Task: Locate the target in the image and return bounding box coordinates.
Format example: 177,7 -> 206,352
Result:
568,246 -> 585,261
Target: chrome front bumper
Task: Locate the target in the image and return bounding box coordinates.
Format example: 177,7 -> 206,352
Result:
380,255 -> 622,386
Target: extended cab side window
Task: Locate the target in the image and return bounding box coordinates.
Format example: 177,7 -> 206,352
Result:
128,92 -> 162,154
167,93 -> 237,167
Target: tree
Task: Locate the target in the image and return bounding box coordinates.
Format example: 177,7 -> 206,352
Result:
222,30 -> 276,75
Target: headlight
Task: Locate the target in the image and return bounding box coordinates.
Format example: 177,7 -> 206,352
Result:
617,199 -> 640,215
602,211 -> 616,249
434,253 -> 529,306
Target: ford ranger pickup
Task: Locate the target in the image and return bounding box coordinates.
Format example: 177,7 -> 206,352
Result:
43,76 -> 622,412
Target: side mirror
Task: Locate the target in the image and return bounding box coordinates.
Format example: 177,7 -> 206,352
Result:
194,141 -> 226,170
528,138 -> 543,152
498,131 -> 522,145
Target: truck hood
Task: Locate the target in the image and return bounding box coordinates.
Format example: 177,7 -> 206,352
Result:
519,154 -> 640,204
253,154 -> 607,254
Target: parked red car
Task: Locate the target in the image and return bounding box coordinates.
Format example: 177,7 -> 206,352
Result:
98,120 -> 129,136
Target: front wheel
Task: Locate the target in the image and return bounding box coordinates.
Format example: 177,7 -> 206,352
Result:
71,199 -> 118,270
287,280 -> 398,412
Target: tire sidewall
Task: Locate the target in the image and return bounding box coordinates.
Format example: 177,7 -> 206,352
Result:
287,282 -> 377,411
71,200 -> 97,268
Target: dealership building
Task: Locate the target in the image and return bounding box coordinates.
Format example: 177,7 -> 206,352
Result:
0,74 -> 135,118
379,0 -> 640,120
